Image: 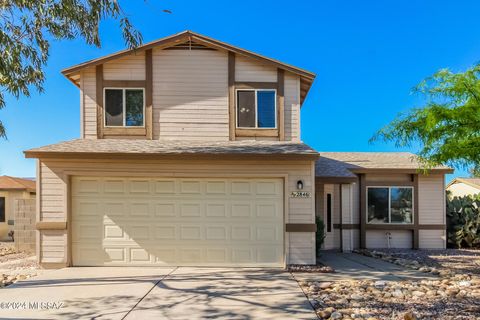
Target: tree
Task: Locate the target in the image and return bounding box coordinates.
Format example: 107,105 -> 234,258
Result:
371,64 -> 480,172
0,0 -> 143,138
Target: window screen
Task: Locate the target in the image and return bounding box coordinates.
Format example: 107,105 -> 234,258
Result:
105,89 -> 123,126
390,187 -> 413,223
125,89 -> 144,126
0,197 -> 5,223
237,90 -> 256,127
257,91 -> 276,128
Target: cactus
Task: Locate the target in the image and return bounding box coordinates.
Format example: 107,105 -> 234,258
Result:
446,193 -> 480,248
315,216 -> 326,256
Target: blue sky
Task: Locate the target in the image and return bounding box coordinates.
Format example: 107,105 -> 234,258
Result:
1,0 -> 479,181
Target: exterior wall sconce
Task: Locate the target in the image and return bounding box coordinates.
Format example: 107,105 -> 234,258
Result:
297,180 -> 304,190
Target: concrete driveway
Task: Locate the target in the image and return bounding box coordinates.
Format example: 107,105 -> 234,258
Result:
0,267 -> 315,320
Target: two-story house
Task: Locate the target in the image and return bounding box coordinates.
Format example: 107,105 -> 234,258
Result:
25,31 -> 451,268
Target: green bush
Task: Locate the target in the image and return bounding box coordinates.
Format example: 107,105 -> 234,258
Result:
315,216 -> 326,256
446,193 -> 480,248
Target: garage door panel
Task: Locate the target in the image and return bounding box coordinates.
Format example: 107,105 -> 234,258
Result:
129,179 -> 151,193
72,177 -> 284,267
154,180 -> 176,194
206,181 -> 227,194
104,179 -> 126,193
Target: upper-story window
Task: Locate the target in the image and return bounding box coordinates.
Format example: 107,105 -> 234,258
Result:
104,88 -> 145,127
236,89 -> 276,128
367,187 -> 413,224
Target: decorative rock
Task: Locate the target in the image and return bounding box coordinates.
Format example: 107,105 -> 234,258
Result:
403,311 -> 418,320
412,290 -> 425,297
330,311 -> 342,319
318,282 -> 333,289
458,280 -> 471,287
317,309 -> 331,319
392,290 -> 404,298
350,293 -> 363,301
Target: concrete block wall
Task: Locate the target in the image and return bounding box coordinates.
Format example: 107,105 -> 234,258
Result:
14,199 -> 36,253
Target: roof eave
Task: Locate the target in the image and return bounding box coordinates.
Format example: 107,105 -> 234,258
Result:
24,151 -> 320,161
349,168 -> 454,174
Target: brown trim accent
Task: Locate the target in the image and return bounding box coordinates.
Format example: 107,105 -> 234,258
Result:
62,31 -> 315,80
413,174 -> 419,249
339,184 -> 343,251
25,152 -> 320,161
359,174 -> 366,248
95,65 -> 104,139
366,224 -> 414,230
333,223 -> 360,230
286,223 -> 317,232
103,127 -> 147,136
235,82 -> 278,89
228,52 -> 235,140
102,80 -> 146,88
145,49 -> 153,140
235,128 -> 279,137
40,262 -> 68,269
277,69 -> 285,141
418,224 -> 446,230
365,181 -> 415,187
365,224 -> 445,230
316,177 -> 358,184
36,221 -> 67,230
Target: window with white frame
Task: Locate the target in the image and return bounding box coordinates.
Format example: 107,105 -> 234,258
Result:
367,187 -> 413,224
236,89 -> 276,128
104,88 -> 144,127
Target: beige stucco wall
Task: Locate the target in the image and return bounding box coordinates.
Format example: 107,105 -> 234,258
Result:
80,49 -> 302,141
0,190 -> 35,241
37,158 -> 316,266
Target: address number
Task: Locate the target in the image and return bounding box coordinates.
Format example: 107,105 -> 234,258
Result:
291,191 -> 312,198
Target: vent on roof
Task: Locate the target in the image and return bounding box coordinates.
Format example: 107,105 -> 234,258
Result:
165,40 -> 216,51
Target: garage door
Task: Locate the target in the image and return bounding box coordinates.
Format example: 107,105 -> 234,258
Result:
71,177 -> 284,267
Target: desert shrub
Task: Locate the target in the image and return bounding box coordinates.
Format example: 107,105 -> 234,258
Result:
316,216 -> 326,256
446,193 -> 480,248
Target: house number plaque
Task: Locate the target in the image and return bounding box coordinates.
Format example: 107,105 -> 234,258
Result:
290,191 -> 311,198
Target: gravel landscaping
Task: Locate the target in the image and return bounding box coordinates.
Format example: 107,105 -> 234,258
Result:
355,248 -> 480,276
299,276 -> 480,320
295,250 -> 480,319
289,264 -> 335,273
0,242 -> 40,287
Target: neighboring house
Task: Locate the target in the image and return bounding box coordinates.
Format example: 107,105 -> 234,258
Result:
0,176 -> 36,240
24,31 -> 452,268
446,178 -> 480,197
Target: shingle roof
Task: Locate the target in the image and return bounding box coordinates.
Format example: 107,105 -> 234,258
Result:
0,176 -> 36,191
316,152 -> 453,178
24,139 -> 319,159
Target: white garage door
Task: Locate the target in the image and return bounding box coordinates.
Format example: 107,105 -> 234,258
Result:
72,176 -> 284,267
